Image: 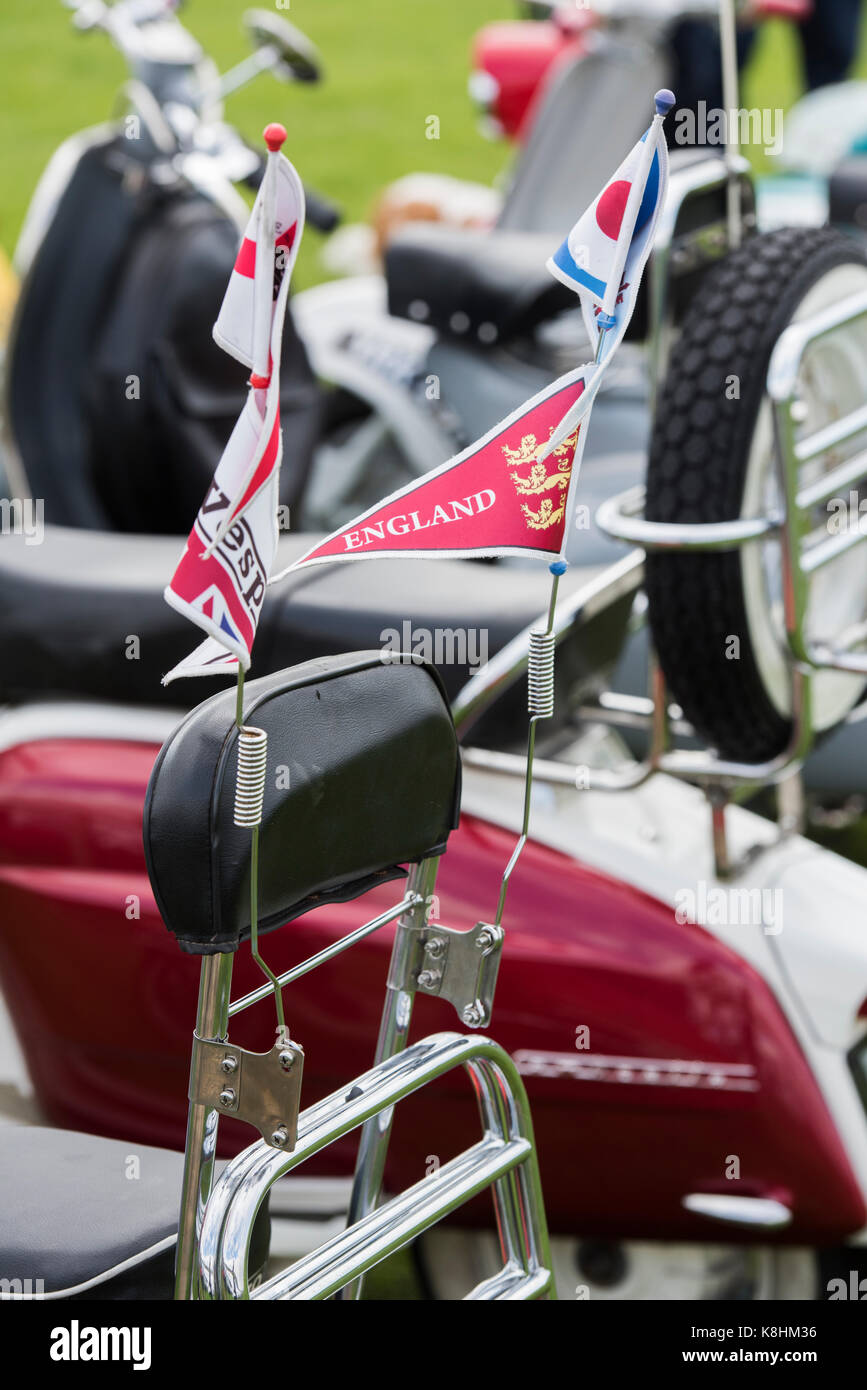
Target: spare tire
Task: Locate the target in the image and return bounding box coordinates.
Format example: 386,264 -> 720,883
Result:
645,226 -> 867,763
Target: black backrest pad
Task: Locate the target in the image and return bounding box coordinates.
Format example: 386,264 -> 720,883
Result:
143,654 -> 461,955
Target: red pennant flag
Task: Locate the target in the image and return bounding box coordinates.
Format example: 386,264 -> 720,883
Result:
276,369 -> 588,577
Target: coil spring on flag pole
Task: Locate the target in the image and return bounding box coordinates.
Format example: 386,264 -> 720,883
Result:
234,727 -> 268,827
528,631 -> 555,719
233,720 -> 285,1030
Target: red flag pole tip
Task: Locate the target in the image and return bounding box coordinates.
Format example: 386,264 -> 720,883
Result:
249,373 -> 271,388
263,122 -> 287,153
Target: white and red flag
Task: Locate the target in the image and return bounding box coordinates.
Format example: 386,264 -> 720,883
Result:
282,91 -> 673,577
277,369 -> 589,575
542,89 -> 673,456
163,124 -> 305,684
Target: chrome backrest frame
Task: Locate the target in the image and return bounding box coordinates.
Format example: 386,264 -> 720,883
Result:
175,851 -> 555,1300
196,1032 -> 553,1301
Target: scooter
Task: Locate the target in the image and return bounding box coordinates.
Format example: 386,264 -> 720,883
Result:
3,247 -> 867,1295
2,0 -> 728,569
3,10 -> 867,1301
2,0 -> 336,534
298,0 -> 832,535
469,0 -> 810,150
0,647 -> 555,1300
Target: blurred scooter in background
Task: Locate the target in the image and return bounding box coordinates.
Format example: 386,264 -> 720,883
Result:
3,0 -> 337,534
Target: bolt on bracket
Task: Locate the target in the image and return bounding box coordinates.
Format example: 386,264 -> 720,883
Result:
190,1037 -> 305,1151
389,920 -> 504,1028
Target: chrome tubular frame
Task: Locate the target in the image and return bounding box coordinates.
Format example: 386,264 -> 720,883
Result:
175,859 -> 554,1300
456,290 -> 867,876
197,1032 -> 552,1300
175,952 -> 234,1300
336,855 -> 439,1300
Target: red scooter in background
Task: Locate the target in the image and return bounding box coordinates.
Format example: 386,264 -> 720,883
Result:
470,1 -> 812,146
470,5 -> 593,142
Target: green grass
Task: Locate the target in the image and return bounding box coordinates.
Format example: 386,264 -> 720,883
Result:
6,3 -> 867,282
5,3 -> 867,285
0,0 -> 509,286
5,4 -> 867,280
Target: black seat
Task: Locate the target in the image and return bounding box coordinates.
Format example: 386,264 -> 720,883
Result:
385,223 -> 575,346
144,654 -> 461,954
0,1127 -> 269,1299
385,148 -> 725,350
0,524 -> 599,711
0,1128 -> 181,1299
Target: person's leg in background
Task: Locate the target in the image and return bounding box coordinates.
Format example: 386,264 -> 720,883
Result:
669,19 -> 758,146
799,0 -> 863,90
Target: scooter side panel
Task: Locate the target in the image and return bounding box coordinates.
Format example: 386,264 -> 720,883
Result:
0,737 -> 862,1243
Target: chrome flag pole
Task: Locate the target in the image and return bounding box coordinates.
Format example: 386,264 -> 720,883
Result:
495,90 -> 675,925
235,124 -> 286,1034
161,125 -> 307,1044
249,123 -> 285,390
493,302 -> 612,922
233,121 -> 286,726
595,91 -> 674,333
279,92 -> 673,926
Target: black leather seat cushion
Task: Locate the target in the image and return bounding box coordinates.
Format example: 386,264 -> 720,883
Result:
144,654 -> 461,954
0,1127 -> 270,1299
0,524 -> 588,711
0,1127 -> 181,1297
385,223 -> 574,345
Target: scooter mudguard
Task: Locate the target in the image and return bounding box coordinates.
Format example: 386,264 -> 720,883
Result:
0,734 -> 862,1245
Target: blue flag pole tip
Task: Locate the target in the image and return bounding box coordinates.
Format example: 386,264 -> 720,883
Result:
549,559 -> 568,577
655,89 -> 676,116
596,311 -> 616,331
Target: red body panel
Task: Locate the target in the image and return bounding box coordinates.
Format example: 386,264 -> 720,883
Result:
0,738 -> 863,1242
471,21 -> 588,141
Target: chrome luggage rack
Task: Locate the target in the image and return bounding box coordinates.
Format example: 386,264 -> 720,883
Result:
177,860 -> 553,1301
456,289 -> 867,878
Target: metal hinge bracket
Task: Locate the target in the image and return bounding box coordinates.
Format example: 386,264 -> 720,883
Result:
190,1037 -> 305,1151
389,919 -> 504,1028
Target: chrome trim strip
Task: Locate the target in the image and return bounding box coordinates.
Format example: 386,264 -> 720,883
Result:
514,1050 -> 760,1092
